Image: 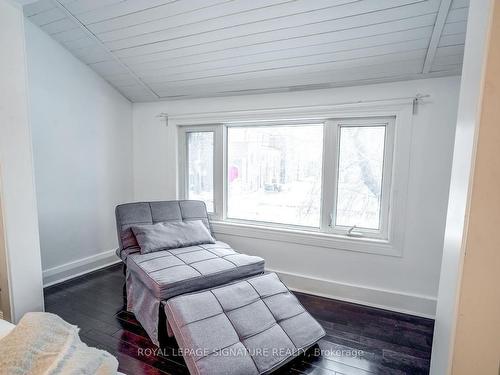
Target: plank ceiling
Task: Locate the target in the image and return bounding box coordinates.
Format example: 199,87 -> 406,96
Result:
23,0 -> 469,102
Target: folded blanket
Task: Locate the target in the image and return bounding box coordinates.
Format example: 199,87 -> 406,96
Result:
0,312 -> 118,375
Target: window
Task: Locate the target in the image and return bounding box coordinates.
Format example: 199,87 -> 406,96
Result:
186,131 -> 214,212
327,118 -> 394,239
179,116 -> 396,242
334,125 -> 386,230
227,125 -> 323,227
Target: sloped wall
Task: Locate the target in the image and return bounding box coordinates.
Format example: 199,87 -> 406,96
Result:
25,20 -> 134,285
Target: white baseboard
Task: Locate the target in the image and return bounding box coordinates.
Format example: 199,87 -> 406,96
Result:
268,268 -> 436,319
41,252 -> 436,318
43,249 -> 121,287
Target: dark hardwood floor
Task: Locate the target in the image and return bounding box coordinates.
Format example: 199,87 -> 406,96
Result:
44,264 -> 434,375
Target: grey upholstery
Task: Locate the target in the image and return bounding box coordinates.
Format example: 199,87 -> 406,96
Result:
115,200 -> 213,259
165,273 -> 325,375
127,241 -> 264,300
132,220 -> 216,254
115,200 -> 266,346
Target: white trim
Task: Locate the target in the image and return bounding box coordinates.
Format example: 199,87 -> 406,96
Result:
0,167 -> 13,323
422,0 -> 454,74
327,117 -> 395,240
176,101 -> 412,256
180,127 -> 217,213
320,120 -> 334,232
430,1 -> 494,374
42,249 -> 120,287
168,98 -> 423,124
269,268 -> 436,318
212,221 -> 401,257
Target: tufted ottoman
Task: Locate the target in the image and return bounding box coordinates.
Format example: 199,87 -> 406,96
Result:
165,273 -> 325,375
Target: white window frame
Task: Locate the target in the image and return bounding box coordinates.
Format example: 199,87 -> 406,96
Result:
178,125 -> 220,214
175,102 -> 412,257
322,117 -> 395,240
224,120 -> 325,231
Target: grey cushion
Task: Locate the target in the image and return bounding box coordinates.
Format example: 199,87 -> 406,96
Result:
132,220 -> 216,254
115,200 -> 213,259
165,273 -> 325,375
127,241 -> 265,300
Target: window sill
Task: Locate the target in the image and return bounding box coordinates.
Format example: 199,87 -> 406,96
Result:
211,220 -> 402,257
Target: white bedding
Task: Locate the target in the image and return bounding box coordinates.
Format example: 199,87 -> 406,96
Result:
0,316 -> 126,375
0,318 -> 15,340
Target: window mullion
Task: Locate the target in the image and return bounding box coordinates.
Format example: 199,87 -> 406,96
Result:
221,124 -> 228,220
379,117 -> 396,240
320,120 -> 338,233
213,124 -> 224,220
177,129 -> 186,200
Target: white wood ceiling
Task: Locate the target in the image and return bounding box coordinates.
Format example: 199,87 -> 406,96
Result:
23,0 -> 469,102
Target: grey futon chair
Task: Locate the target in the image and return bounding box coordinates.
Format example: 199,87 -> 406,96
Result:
115,200 -> 265,346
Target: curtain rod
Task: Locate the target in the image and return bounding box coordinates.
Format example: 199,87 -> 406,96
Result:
155,93 -> 430,124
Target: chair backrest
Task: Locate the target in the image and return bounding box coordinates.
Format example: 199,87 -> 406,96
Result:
115,200 -> 212,251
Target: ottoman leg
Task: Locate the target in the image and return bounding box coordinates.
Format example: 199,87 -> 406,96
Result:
122,263 -> 127,302
158,303 -> 168,348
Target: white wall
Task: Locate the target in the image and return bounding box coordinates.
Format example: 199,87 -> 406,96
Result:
25,21 -> 134,286
0,0 -> 44,322
133,76 -> 460,317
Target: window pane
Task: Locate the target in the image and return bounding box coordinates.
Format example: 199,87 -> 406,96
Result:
187,132 -> 214,212
227,125 -> 323,227
335,126 -> 386,230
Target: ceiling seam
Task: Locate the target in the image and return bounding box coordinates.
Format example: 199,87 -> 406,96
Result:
107,36 -> 435,80
62,2 -> 442,48
130,48 -> 430,87
85,0 -> 179,26
108,0 -> 430,53
98,0 -> 334,44
49,0 -> 161,100
81,11 -> 440,66
88,0 -> 238,30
